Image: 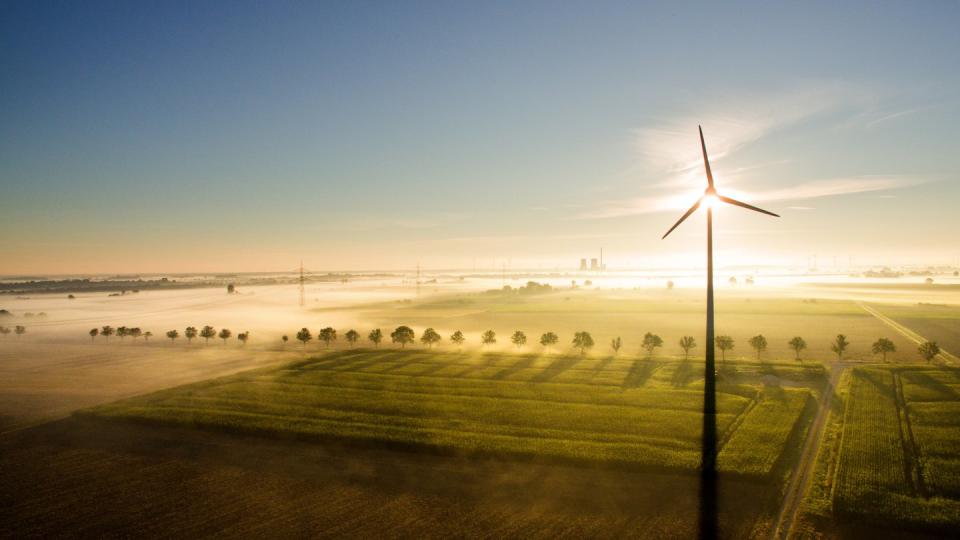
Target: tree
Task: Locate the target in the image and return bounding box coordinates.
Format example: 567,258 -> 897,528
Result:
0,326 -> 10,338
368,328 -> 383,348
219,328 -> 232,344
166,330 -> 179,343
117,326 -> 128,341
642,332 -> 663,357
345,329 -> 360,348
89,328 -> 99,342
199,326 -> 216,344
611,336 -> 622,355
748,334 -> 768,360
679,336 -> 697,360
421,328 -> 442,348
572,331 -> 594,355
101,325 -> 114,342
128,327 -> 143,341
185,326 -> 198,344
872,338 -> 896,362
227,283 -> 236,294
666,280 -> 674,290
450,330 -> 465,349
296,328 -> 312,348
481,330 -> 496,346
281,335 -> 289,348
15,325 -> 26,338
788,336 -> 807,362
715,335 -> 734,363
143,331 -> 152,342
237,332 -> 249,345
540,332 -> 559,350
319,327 -> 337,348
511,330 -> 527,348
919,341 -> 940,363
391,326 -> 415,348
831,334 -> 849,361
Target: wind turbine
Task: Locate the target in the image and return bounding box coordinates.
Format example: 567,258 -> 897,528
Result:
661,126 -> 778,539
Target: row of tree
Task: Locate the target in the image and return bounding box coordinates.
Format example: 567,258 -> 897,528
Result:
0,325 -> 27,337
80,325 -> 944,363
90,326 -> 249,345
282,327 -> 943,362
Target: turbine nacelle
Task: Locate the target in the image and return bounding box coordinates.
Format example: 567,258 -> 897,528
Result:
662,126 -> 779,240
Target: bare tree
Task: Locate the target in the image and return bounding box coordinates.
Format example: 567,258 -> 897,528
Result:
679,336 -> 697,360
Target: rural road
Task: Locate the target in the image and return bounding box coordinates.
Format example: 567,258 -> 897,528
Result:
770,362 -> 844,540
858,302 -> 958,364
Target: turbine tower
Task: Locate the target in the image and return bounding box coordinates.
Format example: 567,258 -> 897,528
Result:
661,125 -> 779,539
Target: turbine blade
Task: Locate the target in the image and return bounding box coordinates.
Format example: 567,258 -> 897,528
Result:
717,195 -> 780,217
699,125 -> 714,188
662,197 -> 703,239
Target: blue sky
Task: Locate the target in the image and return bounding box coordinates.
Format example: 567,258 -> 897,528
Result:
2,1 -> 958,273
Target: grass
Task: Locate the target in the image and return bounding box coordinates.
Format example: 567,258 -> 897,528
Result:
85,349 -> 815,479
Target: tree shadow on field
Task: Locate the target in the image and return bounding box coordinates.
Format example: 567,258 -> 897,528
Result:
899,369 -> 960,400
450,353 -> 500,379
622,358 -> 661,388
492,355 -> 537,380
377,350 -> 427,374
671,359 -> 697,387
591,356 -> 615,376
531,356 -> 581,383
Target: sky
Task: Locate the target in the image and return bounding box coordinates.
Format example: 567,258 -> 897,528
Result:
1,1 -> 959,275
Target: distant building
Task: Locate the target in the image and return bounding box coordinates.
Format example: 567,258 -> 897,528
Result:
579,258 -> 587,271
590,258 -> 599,271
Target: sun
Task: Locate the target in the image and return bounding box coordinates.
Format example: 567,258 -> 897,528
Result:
703,194 -> 719,209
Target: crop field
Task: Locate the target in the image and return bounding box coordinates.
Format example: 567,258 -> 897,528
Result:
829,366 -> 960,534
86,349 -> 816,478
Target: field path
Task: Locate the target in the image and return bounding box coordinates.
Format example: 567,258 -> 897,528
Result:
770,362 -> 844,540
858,302 -> 958,364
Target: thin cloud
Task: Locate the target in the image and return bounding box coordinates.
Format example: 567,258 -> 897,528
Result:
580,175 -> 923,219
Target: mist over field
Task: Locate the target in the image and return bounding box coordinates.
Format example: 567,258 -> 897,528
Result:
4,1 -> 960,538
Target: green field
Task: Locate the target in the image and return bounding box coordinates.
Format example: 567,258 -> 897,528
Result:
828,366 -> 960,534
85,349 -> 817,479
